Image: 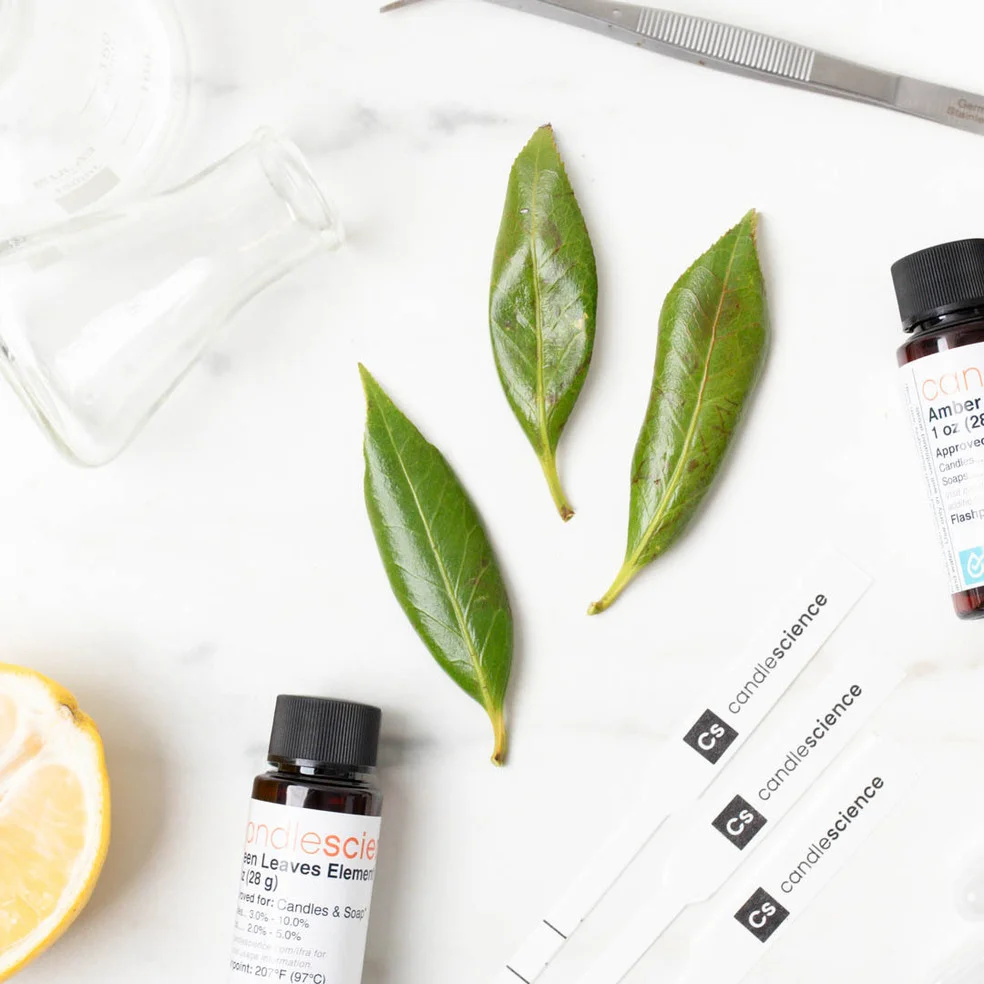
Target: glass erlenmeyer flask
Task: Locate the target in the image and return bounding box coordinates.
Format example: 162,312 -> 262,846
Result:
0,0 -> 188,236
0,128 -> 343,466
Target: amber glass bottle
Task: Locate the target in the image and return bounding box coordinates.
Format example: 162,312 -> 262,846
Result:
894,240 -> 984,619
228,696 -> 383,984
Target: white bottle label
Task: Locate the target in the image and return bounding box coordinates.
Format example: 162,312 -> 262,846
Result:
901,340 -> 984,593
229,800 -> 381,984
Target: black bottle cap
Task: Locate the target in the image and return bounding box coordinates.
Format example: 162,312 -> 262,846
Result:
892,239 -> 984,331
268,695 -> 382,768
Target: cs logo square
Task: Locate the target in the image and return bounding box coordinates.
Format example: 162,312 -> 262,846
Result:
734,888 -> 790,943
682,709 -> 738,764
711,795 -> 768,850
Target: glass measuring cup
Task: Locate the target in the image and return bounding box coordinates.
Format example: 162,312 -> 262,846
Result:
0,0 -> 188,236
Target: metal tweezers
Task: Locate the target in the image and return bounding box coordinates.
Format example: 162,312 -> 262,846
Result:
382,0 -> 984,138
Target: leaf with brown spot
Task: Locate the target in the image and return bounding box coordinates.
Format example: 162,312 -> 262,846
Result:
489,125 -> 598,522
590,211 -> 769,614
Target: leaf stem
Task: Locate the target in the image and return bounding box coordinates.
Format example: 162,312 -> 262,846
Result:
490,708 -> 509,767
588,562 -> 637,615
540,452 -> 574,522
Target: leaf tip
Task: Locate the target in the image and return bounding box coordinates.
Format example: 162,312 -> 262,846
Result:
522,123 -> 559,159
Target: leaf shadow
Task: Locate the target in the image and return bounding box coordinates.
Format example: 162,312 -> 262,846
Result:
497,547 -> 526,764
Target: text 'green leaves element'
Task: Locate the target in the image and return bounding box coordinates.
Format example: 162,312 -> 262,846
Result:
360,366 -> 514,764
490,125 -> 598,521
590,211 -> 769,614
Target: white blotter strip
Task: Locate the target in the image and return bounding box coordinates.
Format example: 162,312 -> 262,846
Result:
497,547 -> 872,984
577,737 -> 914,984
501,924 -> 566,984
571,660 -> 904,984
677,739 -> 917,984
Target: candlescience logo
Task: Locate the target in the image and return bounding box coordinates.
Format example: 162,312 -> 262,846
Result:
245,817 -> 379,862
960,546 -> 984,586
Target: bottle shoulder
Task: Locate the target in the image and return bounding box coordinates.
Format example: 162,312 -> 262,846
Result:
898,319 -> 984,365
251,771 -> 382,816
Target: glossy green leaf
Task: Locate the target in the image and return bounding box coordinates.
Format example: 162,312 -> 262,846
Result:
360,366 -> 513,764
490,124 -> 598,522
590,211 -> 769,614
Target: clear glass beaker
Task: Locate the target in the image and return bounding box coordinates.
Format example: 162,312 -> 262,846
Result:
0,0 -> 188,236
0,128 -> 343,466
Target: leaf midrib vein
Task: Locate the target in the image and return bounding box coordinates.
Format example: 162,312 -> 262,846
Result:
375,403 -> 495,714
626,233 -> 742,572
529,145 -> 551,460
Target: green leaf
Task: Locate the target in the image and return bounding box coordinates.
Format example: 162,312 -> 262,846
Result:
589,210 -> 769,614
489,124 -> 598,522
360,366 -> 514,765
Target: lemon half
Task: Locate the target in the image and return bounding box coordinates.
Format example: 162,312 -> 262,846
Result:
0,665 -> 110,980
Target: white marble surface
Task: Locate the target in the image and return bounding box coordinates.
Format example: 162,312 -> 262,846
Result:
7,0 -> 984,982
